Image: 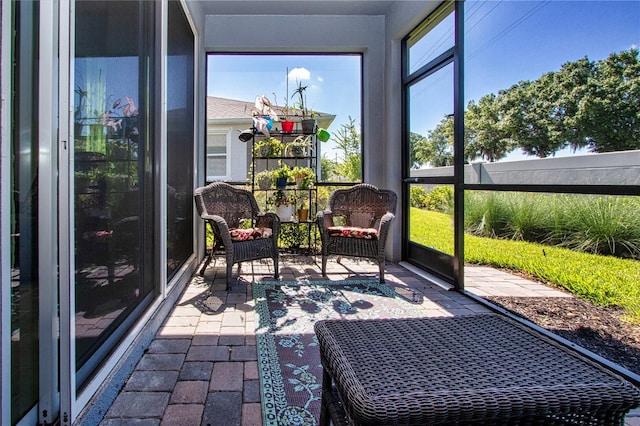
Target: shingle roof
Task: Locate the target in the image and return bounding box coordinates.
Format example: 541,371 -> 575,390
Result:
207,96 -> 334,123
207,96 -> 255,120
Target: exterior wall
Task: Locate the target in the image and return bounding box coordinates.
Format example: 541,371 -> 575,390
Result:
412,150 -> 640,186
383,2 -> 440,261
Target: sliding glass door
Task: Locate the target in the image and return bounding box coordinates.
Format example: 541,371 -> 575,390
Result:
72,0 -> 157,387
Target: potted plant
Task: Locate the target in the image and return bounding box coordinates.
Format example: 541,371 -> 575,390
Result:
254,137 -> 283,158
285,135 -> 313,157
254,169 -> 273,189
268,190 -> 295,221
272,92 -> 295,133
292,81 -> 316,134
297,199 -> 309,222
291,165 -> 315,189
272,163 -> 292,189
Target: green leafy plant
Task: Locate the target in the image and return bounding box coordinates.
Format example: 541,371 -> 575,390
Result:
285,135 -> 313,157
425,186 -> 454,213
410,186 -> 428,208
254,137 -> 284,157
254,169 -> 273,189
268,190 -> 295,207
291,166 -> 315,189
272,163 -> 292,180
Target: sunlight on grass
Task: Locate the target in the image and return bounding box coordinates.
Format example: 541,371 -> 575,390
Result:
409,207 -> 454,255
410,208 -> 640,324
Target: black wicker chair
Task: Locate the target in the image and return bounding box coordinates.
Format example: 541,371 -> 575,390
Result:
317,184 -> 397,282
194,182 -> 280,289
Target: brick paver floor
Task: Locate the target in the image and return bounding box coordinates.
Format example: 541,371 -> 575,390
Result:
97,254 -> 639,425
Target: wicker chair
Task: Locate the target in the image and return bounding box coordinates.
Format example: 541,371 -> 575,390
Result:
194,182 -> 280,289
317,184 -> 397,282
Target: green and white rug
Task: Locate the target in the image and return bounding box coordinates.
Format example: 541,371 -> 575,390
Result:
253,279 -> 424,426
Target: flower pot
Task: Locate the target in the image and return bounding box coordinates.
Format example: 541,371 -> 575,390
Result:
301,119 -> 316,134
275,177 -> 288,189
295,177 -> 312,189
257,175 -> 272,190
259,146 -> 271,157
281,120 -> 294,133
276,204 -> 294,221
290,145 -> 305,157
297,208 -> 309,222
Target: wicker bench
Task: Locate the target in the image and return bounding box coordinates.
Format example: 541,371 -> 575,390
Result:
314,314 -> 640,425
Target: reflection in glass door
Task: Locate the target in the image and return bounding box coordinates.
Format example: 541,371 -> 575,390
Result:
10,1 -> 40,422
73,0 -> 155,388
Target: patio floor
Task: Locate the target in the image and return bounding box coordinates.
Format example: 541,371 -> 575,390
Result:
96,254 -> 640,426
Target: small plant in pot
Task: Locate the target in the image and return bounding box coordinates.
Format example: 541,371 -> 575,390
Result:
291,165 -> 315,189
254,137 -> 283,158
285,135 -> 313,157
272,92 -> 294,133
272,163 -> 292,189
297,199 -> 309,222
268,190 -> 296,221
292,81 -> 316,134
254,169 -> 273,190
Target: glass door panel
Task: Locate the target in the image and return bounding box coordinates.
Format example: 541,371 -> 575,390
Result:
73,0 -> 155,388
405,61 -> 456,281
11,1 -> 40,421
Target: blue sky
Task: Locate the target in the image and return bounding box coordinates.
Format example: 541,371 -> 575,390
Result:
207,1 -> 640,161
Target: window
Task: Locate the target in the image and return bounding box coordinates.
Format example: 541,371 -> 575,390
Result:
206,129 -> 230,180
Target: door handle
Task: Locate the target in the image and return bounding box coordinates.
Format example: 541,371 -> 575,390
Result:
403,177 -> 419,183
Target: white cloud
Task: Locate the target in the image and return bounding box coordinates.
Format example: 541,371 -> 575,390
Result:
288,67 -> 311,81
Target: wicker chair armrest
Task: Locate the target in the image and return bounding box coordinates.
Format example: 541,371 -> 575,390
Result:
202,214 -> 233,249
256,212 -> 281,240
316,210 -> 335,231
377,212 -> 395,254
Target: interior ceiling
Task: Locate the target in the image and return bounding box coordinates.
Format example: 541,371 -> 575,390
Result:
190,0 -> 399,17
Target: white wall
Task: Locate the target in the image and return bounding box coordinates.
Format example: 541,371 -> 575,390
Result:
383,1 -> 437,261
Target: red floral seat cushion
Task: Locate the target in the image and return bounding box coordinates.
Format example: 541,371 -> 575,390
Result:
327,226 -> 378,240
229,227 -> 273,241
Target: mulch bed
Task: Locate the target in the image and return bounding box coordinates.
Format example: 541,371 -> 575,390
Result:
486,295 -> 640,376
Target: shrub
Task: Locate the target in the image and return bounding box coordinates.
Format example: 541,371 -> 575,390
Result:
410,186 -> 428,208
425,186 -> 453,213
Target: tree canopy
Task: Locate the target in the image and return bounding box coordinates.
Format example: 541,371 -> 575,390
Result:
413,48 -> 640,167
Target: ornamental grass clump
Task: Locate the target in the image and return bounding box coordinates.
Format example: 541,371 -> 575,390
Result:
550,195 -> 640,259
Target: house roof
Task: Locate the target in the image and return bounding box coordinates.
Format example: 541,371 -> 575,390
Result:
207,96 -> 254,120
207,96 -> 336,129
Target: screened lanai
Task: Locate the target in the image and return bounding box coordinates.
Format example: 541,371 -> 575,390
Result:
2,1 -> 639,425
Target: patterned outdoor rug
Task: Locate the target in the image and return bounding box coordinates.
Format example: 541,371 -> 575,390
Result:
253,279 -> 425,426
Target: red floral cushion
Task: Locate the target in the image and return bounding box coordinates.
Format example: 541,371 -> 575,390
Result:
327,226 -> 378,240
229,227 -> 273,241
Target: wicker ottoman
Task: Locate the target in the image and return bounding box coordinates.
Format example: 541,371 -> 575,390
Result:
314,314 -> 640,425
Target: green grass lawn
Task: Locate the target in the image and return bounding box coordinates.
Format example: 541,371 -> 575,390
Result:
410,207 -> 640,324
